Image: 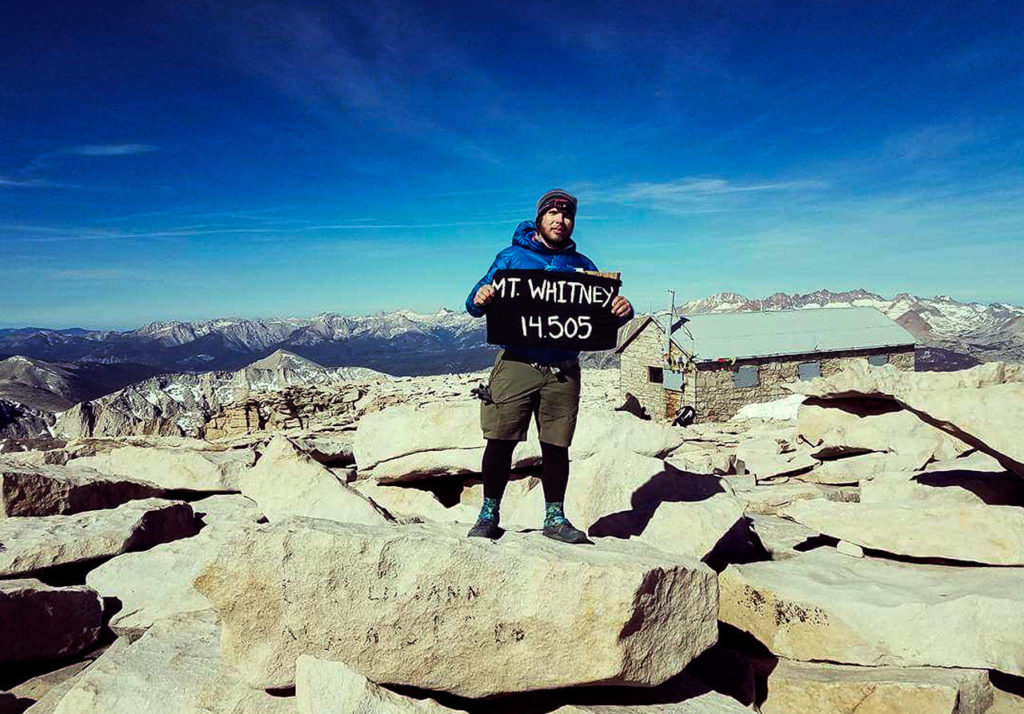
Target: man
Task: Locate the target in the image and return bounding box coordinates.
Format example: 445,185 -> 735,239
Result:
464,189 -> 633,543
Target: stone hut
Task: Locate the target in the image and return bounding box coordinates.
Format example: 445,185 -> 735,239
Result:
615,307 -> 916,423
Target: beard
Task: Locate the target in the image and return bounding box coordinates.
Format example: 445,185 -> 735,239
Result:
536,219 -> 572,246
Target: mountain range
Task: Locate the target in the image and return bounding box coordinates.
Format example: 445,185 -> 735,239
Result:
0,355 -> 164,412
1,290 -> 1022,379
0,309 -> 488,376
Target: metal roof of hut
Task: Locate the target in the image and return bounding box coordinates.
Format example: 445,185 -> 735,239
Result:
616,306 -> 917,363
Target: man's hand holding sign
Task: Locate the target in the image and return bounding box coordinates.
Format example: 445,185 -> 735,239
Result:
464,189 -> 634,545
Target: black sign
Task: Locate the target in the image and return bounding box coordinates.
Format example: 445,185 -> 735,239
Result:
485,269 -> 622,351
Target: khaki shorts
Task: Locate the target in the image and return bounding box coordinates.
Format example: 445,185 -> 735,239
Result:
480,349 -> 582,447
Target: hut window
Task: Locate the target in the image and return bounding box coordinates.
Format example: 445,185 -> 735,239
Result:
798,362 -> 822,381
647,366 -> 664,383
867,354 -> 889,366
733,365 -> 759,388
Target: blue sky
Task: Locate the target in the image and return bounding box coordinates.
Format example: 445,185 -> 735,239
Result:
2,0 -> 1022,329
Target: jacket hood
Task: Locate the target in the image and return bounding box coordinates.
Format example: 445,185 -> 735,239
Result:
511,220 -> 579,255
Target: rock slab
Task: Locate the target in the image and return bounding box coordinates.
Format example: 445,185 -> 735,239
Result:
719,549 -> 1024,675
241,436 -> 388,525
0,498 -> 197,576
0,461 -> 163,517
0,579 -> 102,663
195,518 -> 719,696
760,660 -> 993,714
354,404 -> 684,482
85,495 -> 258,636
295,655 -> 459,713
506,449 -> 727,535
74,445 -> 255,491
782,500 -> 1024,565
552,693 -> 750,713
49,610 -> 295,714
636,494 -> 747,561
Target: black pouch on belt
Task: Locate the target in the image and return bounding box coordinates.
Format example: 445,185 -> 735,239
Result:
471,383 -> 494,404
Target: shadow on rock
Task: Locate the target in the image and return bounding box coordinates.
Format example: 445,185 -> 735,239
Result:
589,464 -> 726,539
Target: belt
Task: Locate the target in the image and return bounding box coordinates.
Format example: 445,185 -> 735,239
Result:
501,351 -> 579,372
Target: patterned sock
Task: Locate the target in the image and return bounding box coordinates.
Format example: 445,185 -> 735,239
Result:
478,497 -> 501,525
544,501 -> 568,528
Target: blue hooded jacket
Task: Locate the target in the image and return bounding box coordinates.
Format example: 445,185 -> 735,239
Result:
465,220 -> 633,364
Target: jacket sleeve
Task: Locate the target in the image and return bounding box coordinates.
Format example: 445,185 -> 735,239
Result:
465,251 -> 508,318
579,255 -> 634,326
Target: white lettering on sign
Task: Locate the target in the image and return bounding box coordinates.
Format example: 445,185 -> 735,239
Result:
520,278 -> 614,308
519,315 -> 593,340
492,277 -> 521,298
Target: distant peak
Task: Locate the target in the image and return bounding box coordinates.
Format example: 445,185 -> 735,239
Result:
247,349 -> 325,370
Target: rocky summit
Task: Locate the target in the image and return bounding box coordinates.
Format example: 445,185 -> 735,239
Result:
0,359 -> 1023,713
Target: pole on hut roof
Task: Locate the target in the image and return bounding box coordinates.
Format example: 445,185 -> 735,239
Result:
665,290 -> 676,364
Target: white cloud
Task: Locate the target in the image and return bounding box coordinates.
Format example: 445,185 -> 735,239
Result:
589,176 -> 827,214
51,268 -> 144,280
67,144 -> 158,156
0,176 -> 60,188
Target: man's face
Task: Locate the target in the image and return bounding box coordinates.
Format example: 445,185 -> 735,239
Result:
537,206 -> 574,245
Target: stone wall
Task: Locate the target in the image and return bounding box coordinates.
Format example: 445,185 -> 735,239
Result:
618,323 -> 698,420
618,323 -> 672,420
693,346 -> 915,422
888,350 -> 915,371
619,322 -> 916,423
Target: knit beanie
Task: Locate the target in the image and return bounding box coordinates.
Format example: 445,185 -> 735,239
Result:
536,189 -> 578,222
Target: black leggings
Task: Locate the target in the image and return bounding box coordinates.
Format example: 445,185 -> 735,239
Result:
481,438 -> 570,503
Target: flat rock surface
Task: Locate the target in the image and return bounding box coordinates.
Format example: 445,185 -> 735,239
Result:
0,498 -> 197,576
789,360 -> 1024,400
551,693 -> 750,713
296,655 -> 460,713
505,449 -> 727,535
48,610 -> 296,714
798,452 -> 910,485
719,549 -> 1024,674
353,403 -> 541,481
899,383 -> 1024,477
636,494 -> 747,561
797,402 -> 969,469
735,481 -> 835,516
989,690 -> 1024,714
0,579 -> 102,663
354,480 -> 477,524
746,514 -> 819,560
354,405 -> 684,482
781,500 -> 1024,565
22,641 -> 130,714
790,362 -> 1024,476
735,438 -> 816,481
194,518 -> 719,696
73,445 -> 255,491
0,461 -> 164,517
85,495 -> 259,636
860,469 -> 1024,508
760,660 -> 993,714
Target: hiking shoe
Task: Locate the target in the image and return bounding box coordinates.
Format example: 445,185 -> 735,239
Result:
542,520 -> 591,544
467,519 -> 502,540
